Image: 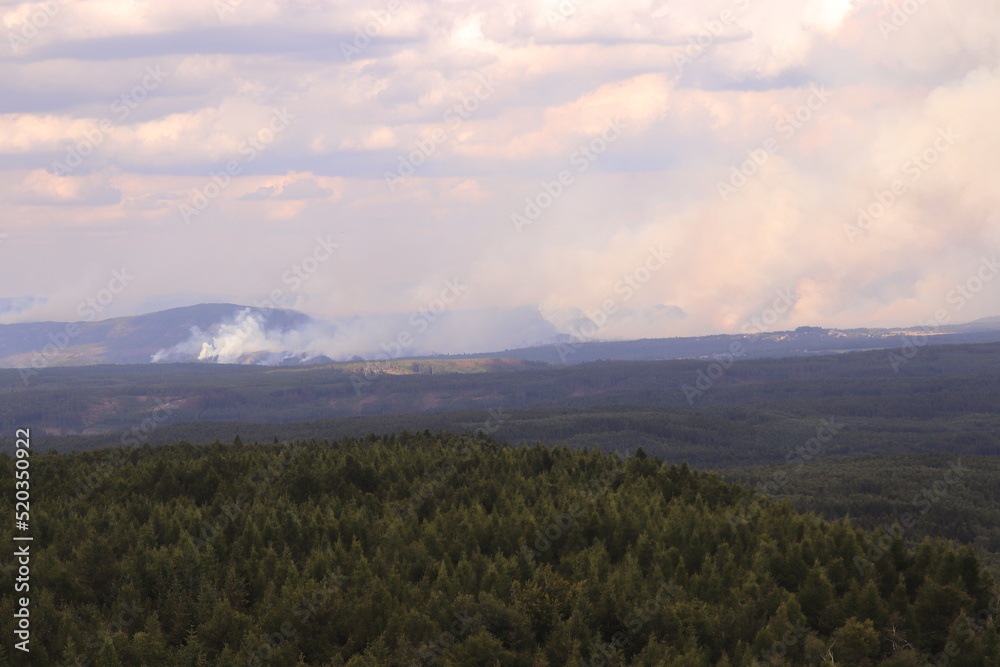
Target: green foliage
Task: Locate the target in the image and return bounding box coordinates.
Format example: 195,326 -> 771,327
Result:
724,455 -> 1000,577
9,342 -> 1000,469
0,432 -> 997,664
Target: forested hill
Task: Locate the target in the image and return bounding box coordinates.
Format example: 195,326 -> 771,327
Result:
2,433 -> 997,665
9,341 -> 1000,447
14,343 -> 1000,475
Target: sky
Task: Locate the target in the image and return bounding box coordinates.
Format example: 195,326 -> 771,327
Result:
1,0 -> 999,347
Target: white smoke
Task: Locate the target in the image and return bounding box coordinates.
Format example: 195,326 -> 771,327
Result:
150,305 -> 573,365
151,308 -> 333,364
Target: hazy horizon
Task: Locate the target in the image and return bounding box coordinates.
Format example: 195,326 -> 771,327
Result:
4,297 -> 1000,332
2,0 -> 999,350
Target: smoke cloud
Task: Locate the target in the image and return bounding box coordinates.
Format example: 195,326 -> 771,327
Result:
2,0 -> 999,343
150,305 -> 573,364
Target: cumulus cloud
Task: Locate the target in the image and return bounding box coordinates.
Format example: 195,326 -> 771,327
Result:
239,185 -> 278,201
240,177 -> 334,201
9,169 -> 122,206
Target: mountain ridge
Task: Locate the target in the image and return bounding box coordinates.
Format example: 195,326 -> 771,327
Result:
5,302 -> 1000,369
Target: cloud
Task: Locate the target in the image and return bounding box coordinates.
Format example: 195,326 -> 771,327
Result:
29,28 -> 355,61
151,305 -> 562,363
150,308 -> 319,364
123,191 -> 184,211
8,169 -> 122,206
276,178 -> 333,199
2,0 -> 999,351
239,185 -> 278,201
237,177 -> 333,201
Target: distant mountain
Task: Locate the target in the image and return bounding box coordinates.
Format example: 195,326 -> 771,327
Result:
0,296 -> 45,316
5,301 -> 1000,369
0,304 -> 312,368
0,303 -> 565,369
957,315 -> 1000,330
443,321 -> 1000,364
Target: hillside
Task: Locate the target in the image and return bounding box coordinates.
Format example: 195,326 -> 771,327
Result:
7,340 -> 1000,625
1,433 -> 996,665
722,455 -> 1000,575
0,304 -> 563,369
7,342 -> 1000,463
0,304 -> 312,368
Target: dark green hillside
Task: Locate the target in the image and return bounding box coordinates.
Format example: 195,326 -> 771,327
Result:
7,343 -> 1000,460
1,434 -> 996,665
723,455 -> 1000,576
